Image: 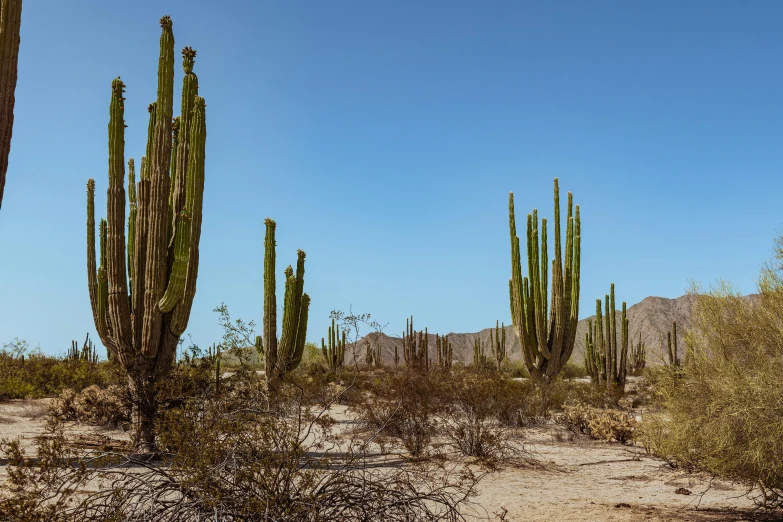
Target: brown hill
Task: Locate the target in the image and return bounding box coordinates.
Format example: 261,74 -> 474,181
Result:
345,294 -> 757,368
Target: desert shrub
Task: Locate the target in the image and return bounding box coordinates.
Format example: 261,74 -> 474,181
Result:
50,384 -> 130,426
640,269 -> 783,509
561,361 -> 588,379
355,370 -> 442,456
0,339 -> 119,400
561,403 -> 636,444
440,372 -> 528,464
1,384 -> 485,521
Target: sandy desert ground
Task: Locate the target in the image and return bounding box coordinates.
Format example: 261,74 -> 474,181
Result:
0,399 -> 777,521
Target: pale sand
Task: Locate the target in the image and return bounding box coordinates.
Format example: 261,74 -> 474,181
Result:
0,400 -> 771,521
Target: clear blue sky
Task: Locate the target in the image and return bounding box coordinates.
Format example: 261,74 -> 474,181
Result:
1,0 -> 781,356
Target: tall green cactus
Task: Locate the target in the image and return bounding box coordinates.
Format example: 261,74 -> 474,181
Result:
402,316 -> 428,371
585,284 -> 629,390
0,0 -> 23,210
255,218 -> 310,395
490,320 -> 506,369
85,17 -> 206,451
509,178 -> 581,381
321,318 -> 346,371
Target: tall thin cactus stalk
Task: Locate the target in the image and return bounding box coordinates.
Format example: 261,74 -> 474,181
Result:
584,284 -> 628,390
473,337 -> 489,371
666,321 -> 680,367
0,0 -> 22,209
254,219 -> 310,395
85,17 -> 207,452
321,318 -> 346,371
509,178 -> 581,381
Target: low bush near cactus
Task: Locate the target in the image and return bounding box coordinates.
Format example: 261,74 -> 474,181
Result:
1,382 -> 485,521
356,371 -> 441,456
640,272 -> 783,509
50,384 -> 130,427
562,403 -> 636,444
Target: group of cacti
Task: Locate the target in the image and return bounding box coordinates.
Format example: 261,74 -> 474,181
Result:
206,343 -> 222,389
665,321 -> 680,367
402,316 -> 429,371
435,333 -> 452,369
68,334 -> 99,364
584,284 -> 629,388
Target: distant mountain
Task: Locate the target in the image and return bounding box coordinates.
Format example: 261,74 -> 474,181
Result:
344,294 -> 756,368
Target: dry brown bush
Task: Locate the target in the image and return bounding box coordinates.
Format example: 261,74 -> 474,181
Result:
50,385 -> 130,427
562,403 -> 636,444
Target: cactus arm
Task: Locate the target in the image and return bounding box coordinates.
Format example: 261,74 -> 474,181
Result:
127,159 -> 137,288
105,77 -> 133,350
171,47 -> 198,224
168,96 -> 206,335
141,16 -> 176,357
287,293 -> 310,373
262,218 -> 278,376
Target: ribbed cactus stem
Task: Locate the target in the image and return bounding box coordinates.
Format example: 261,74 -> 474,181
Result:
0,0 -> 23,210
509,178 -> 581,380
84,17 -> 207,451
322,318 -> 346,371
260,220 -> 310,393
586,285 -> 629,391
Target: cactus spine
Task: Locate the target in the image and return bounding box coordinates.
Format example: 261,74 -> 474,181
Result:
85,17 -> 206,451
0,0 -> 22,209
490,320 -> 506,369
585,284 -> 629,390
255,219 -> 310,395
321,318 -> 346,371
436,334 -> 452,369
509,178 -> 581,381
402,316 -> 428,371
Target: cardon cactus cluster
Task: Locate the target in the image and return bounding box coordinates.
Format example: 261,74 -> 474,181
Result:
435,333 -> 452,369
628,332 -> 646,375
509,178 -> 581,381
68,334 -> 98,364
0,0 -> 23,210
473,337 -> 490,371
322,318 -> 346,371
584,284 -> 629,390
402,316 -> 429,371
85,17 -> 206,450
254,218 -> 310,395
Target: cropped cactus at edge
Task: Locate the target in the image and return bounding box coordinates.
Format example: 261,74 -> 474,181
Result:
0,0 -> 23,210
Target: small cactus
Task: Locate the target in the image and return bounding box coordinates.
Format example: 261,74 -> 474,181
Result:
321,318 -> 346,371
255,219 -> 310,395
490,320 -> 506,370
436,333 -> 453,369
585,284 -> 629,390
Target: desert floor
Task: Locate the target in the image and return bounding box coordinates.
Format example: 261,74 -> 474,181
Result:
0,399 -> 778,522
